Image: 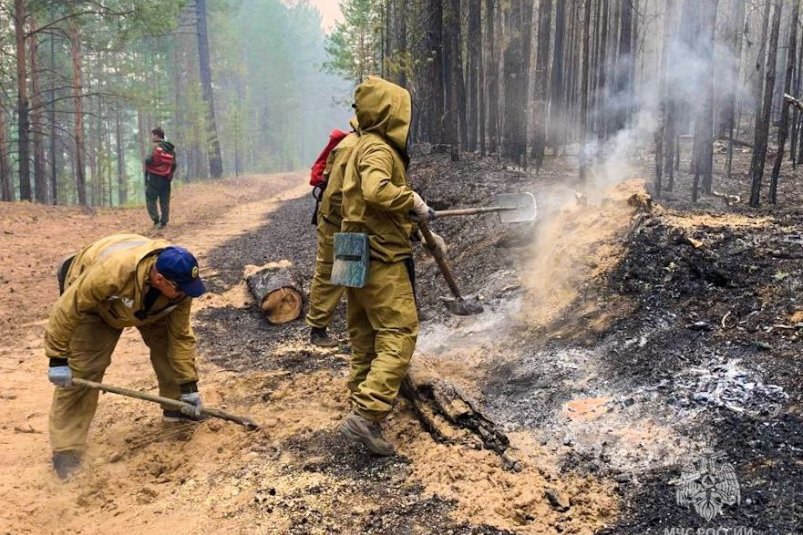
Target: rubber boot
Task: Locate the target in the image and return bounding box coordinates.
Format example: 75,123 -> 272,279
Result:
310,327 -> 339,348
52,450 -> 82,480
339,411 -> 394,456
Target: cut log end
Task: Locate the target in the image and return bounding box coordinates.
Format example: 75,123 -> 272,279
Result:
261,287 -> 304,324
245,264 -> 305,325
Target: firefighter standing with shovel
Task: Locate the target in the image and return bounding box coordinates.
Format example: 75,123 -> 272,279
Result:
45,234 -> 207,479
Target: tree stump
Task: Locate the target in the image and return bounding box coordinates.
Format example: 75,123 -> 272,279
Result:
245,263 -> 305,324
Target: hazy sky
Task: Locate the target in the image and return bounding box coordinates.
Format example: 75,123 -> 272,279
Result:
307,0 -> 343,32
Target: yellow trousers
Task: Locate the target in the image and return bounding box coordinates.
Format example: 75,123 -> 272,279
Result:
49,314 -> 183,453
346,260 -> 418,421
306,220 -> 346,329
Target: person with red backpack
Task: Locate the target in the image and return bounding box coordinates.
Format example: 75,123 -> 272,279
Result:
144,127 -> 177,229
306,120 -> 358,347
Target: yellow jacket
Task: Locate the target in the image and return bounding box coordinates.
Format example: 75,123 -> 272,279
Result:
319,128 -> 359,230
341,76 -> 416,263
45,234 -> 198,384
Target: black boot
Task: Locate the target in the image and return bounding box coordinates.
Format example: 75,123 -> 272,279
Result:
52,450 -> 82,480
310,327 -> 338,348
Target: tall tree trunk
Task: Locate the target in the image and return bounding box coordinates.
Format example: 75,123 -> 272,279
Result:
195,0 -> 224,178
611,0 -> 633,133
579,0 -> 592,183
596,0 -> 609,141
549,0 -> 567,149
49,34 -> 58,204
0,107 -> 12,201
467,0 -> 481,152
29,20 -> 46,204
116,108 -> 127,205
531,0 -> 552,171
14,0 -> 31,201
444,0 -> 460,159
486,0 -> 499,153
726,0 -> 746,180
452,0 -> 468,153
769,0 -> 799,204
70,20 -> 87,206
655,0 -> 676,198
699,0 -> 718,196
429,0 -> 445,145
503,0 -> 530,165
749,0 -> 783,208
478,0 -> 486,156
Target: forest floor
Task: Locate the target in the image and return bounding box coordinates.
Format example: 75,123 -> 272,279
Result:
1,143 -> 802,534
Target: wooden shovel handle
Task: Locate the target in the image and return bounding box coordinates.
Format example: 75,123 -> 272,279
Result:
418,221 -> 463,300
72,378 -> 260,429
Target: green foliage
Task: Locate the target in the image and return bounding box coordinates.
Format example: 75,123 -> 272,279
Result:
324,0 -> 383,83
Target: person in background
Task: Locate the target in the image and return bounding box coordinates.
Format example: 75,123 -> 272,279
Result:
144,127 -> 177,229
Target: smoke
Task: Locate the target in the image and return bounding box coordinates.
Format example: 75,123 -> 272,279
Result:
576,2 -> 751,200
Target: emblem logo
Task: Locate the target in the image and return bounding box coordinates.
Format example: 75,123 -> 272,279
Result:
191,265 -> 199,279
676,451 -> 740,521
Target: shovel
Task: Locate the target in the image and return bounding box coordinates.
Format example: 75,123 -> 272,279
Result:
72,377 -> 260,430
418,221 -> 484,316
435,192 -> 537,223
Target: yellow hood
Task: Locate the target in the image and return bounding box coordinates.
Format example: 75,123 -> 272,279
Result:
354,76 -> 411,155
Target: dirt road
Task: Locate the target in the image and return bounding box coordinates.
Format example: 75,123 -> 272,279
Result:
0,171 -> 616,534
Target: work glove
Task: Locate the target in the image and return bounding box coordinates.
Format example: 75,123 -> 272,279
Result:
179,392 -> 203,418
48,365 -> 72,388
420,230 -> 448,257
410,192 -> 435,223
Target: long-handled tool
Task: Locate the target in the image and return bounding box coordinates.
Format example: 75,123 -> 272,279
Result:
72,377 -> 260,430
418,221 -> 484,316
435,192 -> 537,223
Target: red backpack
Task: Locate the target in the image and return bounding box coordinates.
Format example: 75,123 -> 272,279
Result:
310,129 -> 348,187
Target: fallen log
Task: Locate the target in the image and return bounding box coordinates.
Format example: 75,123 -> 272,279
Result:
245,263 -> 305,324
402,363 -> 521,471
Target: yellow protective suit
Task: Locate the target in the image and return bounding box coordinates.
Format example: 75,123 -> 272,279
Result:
45,234 -> 199,453
340,76 -> 419,421
306,129 -> 359,329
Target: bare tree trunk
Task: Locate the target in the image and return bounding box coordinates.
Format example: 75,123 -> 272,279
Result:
467,0 -> 481,152
49,34 -> 58,204
0,107 -> 12,201
595,0 -> 610,142
444,0 -> 461,160
549,0 -> 567,150
655,0 -> 675,198
699,1 -> 718,196
749,0 -> 783,208
486,0 -> 499,154
70,20 -> 87,206
195,0 -> 223,178
116,108 -> 127,205
29,20 -> 46,204
478,0 -> 486,157
429,0 -> 445,145
14,0 -> 31,201
726,0 -> 746,180
769,0 -> 799,204
503,0 -> 531,165
611,0 -> 633,133
579,0 -> 592,183
531,0 -> 552,171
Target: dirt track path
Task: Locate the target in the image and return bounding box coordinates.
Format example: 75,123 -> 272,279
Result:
0,173 -> 309,533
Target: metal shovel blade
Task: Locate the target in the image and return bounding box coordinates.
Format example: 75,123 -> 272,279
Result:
496,192 -> 537,223
440,295 -> 484,316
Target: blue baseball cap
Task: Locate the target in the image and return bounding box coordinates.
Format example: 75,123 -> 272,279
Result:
155,246 -> 206,297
